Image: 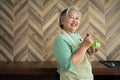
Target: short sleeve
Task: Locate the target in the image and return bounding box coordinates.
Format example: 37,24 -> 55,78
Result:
53,36 -> 74,71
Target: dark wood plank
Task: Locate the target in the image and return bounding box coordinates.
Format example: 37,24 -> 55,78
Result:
0,61 -> 120,75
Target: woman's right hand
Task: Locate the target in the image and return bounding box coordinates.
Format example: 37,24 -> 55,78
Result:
81,34 -> 93,49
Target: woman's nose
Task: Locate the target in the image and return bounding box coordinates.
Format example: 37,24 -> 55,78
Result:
72,18 -> 76,22
72,18 -> 78,22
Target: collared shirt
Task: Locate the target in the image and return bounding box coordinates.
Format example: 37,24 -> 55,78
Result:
53,32 -> 93,80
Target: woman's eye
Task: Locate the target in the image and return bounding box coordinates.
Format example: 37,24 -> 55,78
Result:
69,16 -> 74,18
76,17 -> 78,20
69,16 -> 78,20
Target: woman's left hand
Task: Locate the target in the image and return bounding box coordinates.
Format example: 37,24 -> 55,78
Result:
87,47 -> 99,55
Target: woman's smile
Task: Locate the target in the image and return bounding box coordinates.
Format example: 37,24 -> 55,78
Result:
71,22 -> 78,27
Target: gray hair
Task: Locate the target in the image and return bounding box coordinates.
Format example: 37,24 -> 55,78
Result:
59,6 -> 82,29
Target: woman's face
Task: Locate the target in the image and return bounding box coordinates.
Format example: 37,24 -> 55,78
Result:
61,10 -> 80,33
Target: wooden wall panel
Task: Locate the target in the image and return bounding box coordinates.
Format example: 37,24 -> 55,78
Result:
0,0 -> 120,61
0,0 -> 14,61
105,0 -> 120,60
89,0 -> 106,61
14,0 -> 28,61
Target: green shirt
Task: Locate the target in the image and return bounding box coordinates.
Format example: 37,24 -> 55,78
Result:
53,32 -> 93,80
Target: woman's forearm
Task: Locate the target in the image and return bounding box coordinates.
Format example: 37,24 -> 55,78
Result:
71,45 -> 88,66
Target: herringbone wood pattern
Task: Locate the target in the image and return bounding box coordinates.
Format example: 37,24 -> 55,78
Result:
0,0 -> 120,61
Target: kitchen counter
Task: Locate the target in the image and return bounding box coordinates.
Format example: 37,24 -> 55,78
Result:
92,61 -> 120,75
0,61 -> 120,75
0,61 -> 119,80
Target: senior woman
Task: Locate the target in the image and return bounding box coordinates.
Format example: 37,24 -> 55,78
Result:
53,6 -> 95,80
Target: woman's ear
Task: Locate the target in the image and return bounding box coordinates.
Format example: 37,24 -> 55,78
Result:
60,19 -> 64,25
